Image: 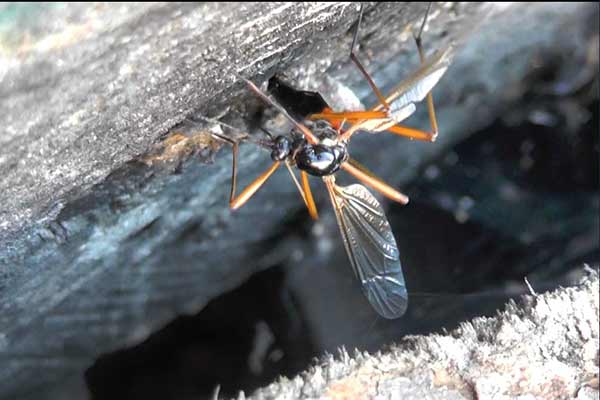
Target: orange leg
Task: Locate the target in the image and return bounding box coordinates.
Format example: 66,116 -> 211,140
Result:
301,171 -> 319,220
230,161 -> 281,209
341,158 -> 409,205
284,162 -> 319,220
340,2 -> 441,143
313,112 -> 436,142
213,129 -> 316,216
378,7 -> 440,143
309,110 -> 388,122
386,124 -> 436,142
213,128 -> 282,210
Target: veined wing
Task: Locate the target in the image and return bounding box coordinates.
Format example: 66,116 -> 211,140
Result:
377,45 -> 453,113
340,45 -> 453,137
347,103 -> 416,134
325,180 -> 408,319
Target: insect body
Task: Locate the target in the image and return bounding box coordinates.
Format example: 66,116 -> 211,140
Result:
270,121 -> 348,177
293,138 -> 348,177
214,74 -> 415,318
211,4 -> 451,319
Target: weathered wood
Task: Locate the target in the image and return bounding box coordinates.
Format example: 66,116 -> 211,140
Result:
250,270 -> 599,399
0,2 -> 597,399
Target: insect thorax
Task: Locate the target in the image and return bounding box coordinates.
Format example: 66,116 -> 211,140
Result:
294,120 -> 347,177
307,119 -> 338,142
295,140 -> 347,177
269,119 -> 347,177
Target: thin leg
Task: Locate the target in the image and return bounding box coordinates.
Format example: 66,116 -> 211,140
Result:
309,110 -> 387,122
210,131 -> 240,204
283,163 -> 319,220
230,161 -> 281,209
336,113 -> 437,142
284,162 -> 317,220
301,171 -> 319,220
336,118 -> 347,135
341,3 -> 441,143
212,131 -> 281,210
341,158 -> 409,204
413,2 -> 439,139
229,141 -> 240,204
350,3 -> 390,110
386,124 -> 436,142
284,161 -> 307,204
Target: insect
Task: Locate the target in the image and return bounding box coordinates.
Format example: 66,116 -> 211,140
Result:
268,3 -> 452,144
210,3 -> 452,319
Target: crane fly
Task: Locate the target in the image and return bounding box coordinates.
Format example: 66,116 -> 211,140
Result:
210,3 -> 452,319
268,3 -> 452,143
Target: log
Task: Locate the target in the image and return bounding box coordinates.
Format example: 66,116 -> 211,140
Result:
250,270 -> 599,399
0,2 -> 597,399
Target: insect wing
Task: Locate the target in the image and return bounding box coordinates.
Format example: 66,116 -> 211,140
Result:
328,182 -> 408,319
352,104 -> 417,133
380,45 -> 453,114
319,75 -> 366,115
346,45 -> 453,136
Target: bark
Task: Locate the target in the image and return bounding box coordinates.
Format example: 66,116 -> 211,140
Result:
250,270 -> 599,400
0,3 -> 597,399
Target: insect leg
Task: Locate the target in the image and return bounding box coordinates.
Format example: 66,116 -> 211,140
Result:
369,3 -> 439,143
211,124 -> 283,210
385,124 -> 436,142
341,158 -> 409,205
212,130 -> 281,209
230,161 -> 281,210
301,171 -> 319,220
413,2 -> 439,139
309,110 -> 387,122
349,3 -> 390,110
210,131 -> 241,206
284,162 -> 319,220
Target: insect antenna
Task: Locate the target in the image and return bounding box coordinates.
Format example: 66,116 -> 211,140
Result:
191,114 -> 273,150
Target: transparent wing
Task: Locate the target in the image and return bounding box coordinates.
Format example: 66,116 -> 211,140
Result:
352,104 -> 417,133
326,182 -> 408,319
380,45 -> 453,113
346,45 -> 453,136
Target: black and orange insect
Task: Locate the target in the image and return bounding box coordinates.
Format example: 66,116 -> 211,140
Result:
210,4 -> 452,318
